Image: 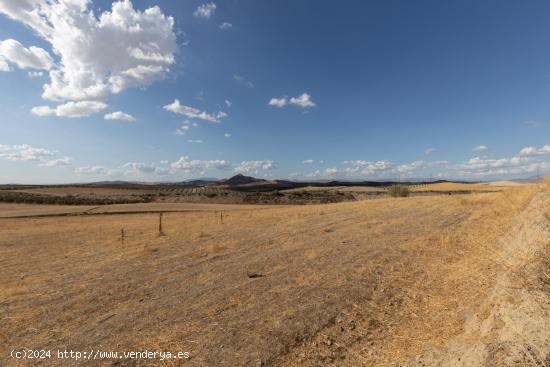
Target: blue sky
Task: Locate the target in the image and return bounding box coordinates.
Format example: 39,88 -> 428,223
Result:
0,0 -> 549,183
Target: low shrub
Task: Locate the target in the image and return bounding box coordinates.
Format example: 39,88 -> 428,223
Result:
387,184 -> 410,198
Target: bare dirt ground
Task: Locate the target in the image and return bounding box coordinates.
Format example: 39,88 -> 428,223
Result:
0,183 -> 548,366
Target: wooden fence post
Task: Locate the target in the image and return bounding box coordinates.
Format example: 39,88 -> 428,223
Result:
159,212 -> 164,236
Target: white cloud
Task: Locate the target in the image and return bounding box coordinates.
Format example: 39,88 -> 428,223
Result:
175,125 -> 190,135
28,71 -> 44,78
188,139 -> 203,144
75,165 -> 107,175
39,156 -> 72,167
302,159 -> 314,164
233,74 -> 254,88
0,0 -> 176,103
343,160 -> 393,176
194,2 -> 216,19
290,93 -> 316,108
171,155 -> 231,174
224,99 -> 232,108
163,99 -> 227,123
0,144 -> 54,162
269,93 -> 316,108
32,100 -> 107,118
219,22 -> 232,29
268,97 -> 287,107
396,160 -> 448,173
457,155 -> 547,177
0,39 -> 53,71
122,162 -> 169,176
234,160 -> 274,174
324,167 -> 338,175
518,144 -> 550,156
104,111 -> 136,122
472,145 -> 489,152
224,133 -> 231,138
424,148 -> 436,155
0,58 -> 9,71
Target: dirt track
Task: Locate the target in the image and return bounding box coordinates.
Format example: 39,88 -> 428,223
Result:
0,184 -> 548,366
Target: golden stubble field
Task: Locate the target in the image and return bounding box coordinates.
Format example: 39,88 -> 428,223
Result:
1,183 -> 549,366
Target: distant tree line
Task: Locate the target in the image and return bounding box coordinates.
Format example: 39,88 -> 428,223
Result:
0,192 -> 153,205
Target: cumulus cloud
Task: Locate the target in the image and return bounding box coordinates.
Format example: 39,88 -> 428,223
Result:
290,93 -> 316,108
163,99 -> 227,123
324,167 -> 338,175
268,97 -> 287,107
194,2 -> 216,19
171,155 -> 231,174
234,160 -> 274,174
104,111 -> 136,122
457,155 -> 547,177
225,99 -> 232,108
233,74 -> 254,88
0,0 -> 176,111
472,145 -> 489,152
0,144 -> 54,162
121,162 -> 170,176
396,160 -> 448,173
424,148 -> 436,155
219,22 -> 232,29
269,93 -> 316,108
224,133 -> 231,138
294,159 -> 449,180
0,143 -> 73,168
32,101 -> 107,118
0,39 -> 53,71
343,160 -> 393,176
518,144 -> 550,156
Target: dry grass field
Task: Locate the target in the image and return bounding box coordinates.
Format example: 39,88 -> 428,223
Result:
1,183 -> 549,366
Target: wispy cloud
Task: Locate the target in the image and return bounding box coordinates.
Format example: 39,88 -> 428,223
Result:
164,99 -> 227,123
523,120 -> 545,128
219,22 -> 232,29
233,74 -> 254,88
472,145 -> 489,152
75,166 -> 108,175
194,2 -> 217,19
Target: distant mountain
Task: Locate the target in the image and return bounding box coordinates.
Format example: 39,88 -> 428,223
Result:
221,174 -> 267,186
